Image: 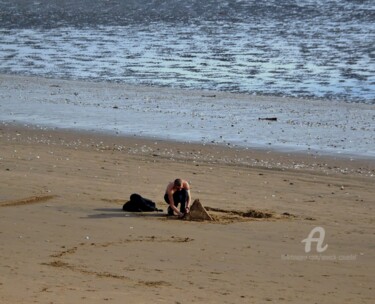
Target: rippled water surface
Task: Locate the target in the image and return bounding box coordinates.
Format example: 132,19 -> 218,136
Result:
0,0 -> 374,103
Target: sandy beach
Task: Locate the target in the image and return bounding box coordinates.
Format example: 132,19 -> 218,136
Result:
1,1 -> 374,302
0,117 -> 374,303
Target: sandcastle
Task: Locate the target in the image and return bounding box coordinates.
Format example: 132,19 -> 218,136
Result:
183,199 -> 213,221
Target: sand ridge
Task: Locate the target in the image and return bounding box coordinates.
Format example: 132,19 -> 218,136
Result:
0,195 -> 56,207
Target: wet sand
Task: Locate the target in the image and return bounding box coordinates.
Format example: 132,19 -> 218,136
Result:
0,122 -> 374,303
1,74 -> 375,158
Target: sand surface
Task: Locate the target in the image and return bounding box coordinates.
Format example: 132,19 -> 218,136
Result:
0,123 -> 374,303
1,74 -> 374,158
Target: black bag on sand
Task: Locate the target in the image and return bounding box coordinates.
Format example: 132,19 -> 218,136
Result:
122,193 -> 162,212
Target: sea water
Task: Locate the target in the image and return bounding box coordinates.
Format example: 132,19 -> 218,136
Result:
0,0 -> 374,103
0,0 -> 374,157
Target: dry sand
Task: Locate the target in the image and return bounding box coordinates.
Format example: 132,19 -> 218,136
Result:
0,122 -> 374,303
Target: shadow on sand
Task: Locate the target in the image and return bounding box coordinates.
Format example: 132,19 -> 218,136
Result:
85,208 -> 166,219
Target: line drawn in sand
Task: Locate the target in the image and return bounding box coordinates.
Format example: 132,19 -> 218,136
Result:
42,236 -> 193,286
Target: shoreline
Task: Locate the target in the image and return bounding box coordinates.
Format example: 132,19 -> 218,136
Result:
2,122 -> 374,178
1,73 -> 374,159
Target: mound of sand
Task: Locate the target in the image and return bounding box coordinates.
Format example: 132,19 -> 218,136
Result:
184,199 -> 213,221
183,199 -> 294,223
